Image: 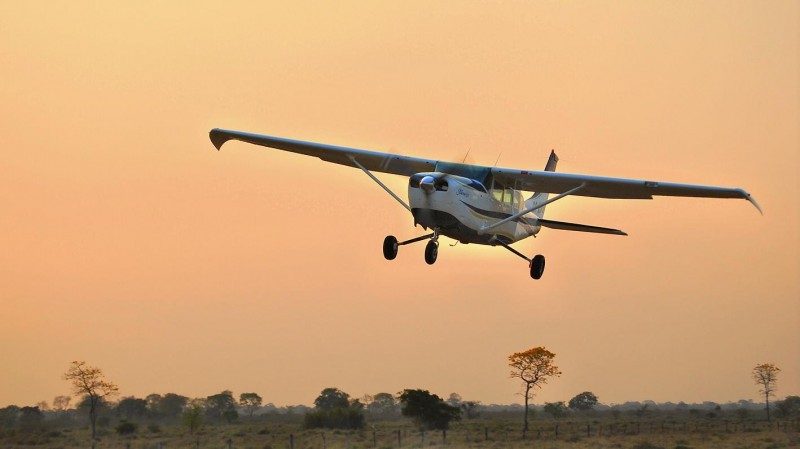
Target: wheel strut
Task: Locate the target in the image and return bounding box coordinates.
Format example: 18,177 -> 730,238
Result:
397,233 -> 435,246
383,231 -> 441,264
490,236 -> 545,280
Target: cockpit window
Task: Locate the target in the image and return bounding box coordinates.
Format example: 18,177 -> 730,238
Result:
434,161 -> 492,185
467,180 -> 487,193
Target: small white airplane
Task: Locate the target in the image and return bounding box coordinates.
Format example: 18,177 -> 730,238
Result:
210,128 -> 760,280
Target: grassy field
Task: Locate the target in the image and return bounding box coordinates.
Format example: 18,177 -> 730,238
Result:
2,418 -> 798,449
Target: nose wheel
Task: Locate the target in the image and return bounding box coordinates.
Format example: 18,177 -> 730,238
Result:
424,240 -> 439,265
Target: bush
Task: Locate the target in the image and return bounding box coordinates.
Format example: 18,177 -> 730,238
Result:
115,420 -> 138,436
303,408 -> 365,429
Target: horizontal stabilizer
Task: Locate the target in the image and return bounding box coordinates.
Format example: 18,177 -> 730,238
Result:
537,218 -> 627,236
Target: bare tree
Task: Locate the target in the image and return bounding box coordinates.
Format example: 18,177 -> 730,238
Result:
752,363 -> 781,422
63,361 -> 118,448
509,346 -> 561,434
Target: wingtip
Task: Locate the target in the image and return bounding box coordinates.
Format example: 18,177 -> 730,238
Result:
747,195 -> 763,215
738,189 -> 763,215
209,128 -> 228,151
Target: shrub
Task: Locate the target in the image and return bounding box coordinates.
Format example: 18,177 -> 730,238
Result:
115,420 -> 138,436
303,408 -> 365,430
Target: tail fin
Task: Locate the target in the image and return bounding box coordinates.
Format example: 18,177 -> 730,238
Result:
524,150 -> 559,218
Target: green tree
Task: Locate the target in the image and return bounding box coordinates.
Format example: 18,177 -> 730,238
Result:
64,361 -> 119,449
752,363 -> 780,422
147,393 -> 189,420
239,393 -> 263,417
182,401 -> 204,435
314,388 -> 350,410
398,389 -> 461,431
18,406 -> 44,432
543,401 -> 569,419
568,391 -> 599,411
52,395 -> 71,414
447,392 -> 462,407
0,406 -> 20,429
460,401 -> 480,419
116,397 -> 147,420
205,391 -> 237,423
509,347 -> 561,433
367,392 -> 398,415
304,388 -> 365,429
775,395 -> 800,418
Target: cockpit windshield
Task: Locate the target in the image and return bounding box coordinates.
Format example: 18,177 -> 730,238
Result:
434,161 -> 492,186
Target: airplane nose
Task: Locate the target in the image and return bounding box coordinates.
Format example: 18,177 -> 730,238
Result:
419,175 -> 435,193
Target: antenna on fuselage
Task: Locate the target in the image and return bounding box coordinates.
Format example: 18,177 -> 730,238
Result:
494,152 -> 503,167
462,148 -> 471,163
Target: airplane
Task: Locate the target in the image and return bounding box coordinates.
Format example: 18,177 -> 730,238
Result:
209,128 -> 761,280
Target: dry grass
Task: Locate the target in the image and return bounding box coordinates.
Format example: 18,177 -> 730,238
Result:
2,419 -> 798,449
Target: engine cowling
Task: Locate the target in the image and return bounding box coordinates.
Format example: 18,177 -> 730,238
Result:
419,175 -> 436,193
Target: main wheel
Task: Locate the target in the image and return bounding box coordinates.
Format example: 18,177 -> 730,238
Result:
383,235 -> 398,260
424,240 -> 439,265
530,254 -> 545,280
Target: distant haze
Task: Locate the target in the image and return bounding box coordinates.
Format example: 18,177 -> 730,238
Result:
1,1 -> 797,408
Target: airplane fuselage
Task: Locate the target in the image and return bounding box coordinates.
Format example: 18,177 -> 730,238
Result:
408,172 -> 540,245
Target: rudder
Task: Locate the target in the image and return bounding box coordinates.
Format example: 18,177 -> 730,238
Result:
525,150 -> 559,218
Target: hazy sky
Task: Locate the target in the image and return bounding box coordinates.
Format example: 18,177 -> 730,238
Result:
1,1 -> 797,409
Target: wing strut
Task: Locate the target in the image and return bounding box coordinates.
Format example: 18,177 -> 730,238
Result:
348,155 -> 412,212
478,183 -> 587,235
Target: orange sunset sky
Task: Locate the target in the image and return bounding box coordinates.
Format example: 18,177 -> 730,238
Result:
1,1 -> 797,408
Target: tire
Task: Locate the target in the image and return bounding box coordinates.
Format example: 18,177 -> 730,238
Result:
383,235 -> 398,260
530,254 -> 545,280
424,240 -> 439,265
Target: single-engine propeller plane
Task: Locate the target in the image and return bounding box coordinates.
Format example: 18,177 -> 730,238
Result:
210,128 -> 760,280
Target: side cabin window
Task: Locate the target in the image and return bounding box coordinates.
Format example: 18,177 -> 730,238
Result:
491,183 -> 523,211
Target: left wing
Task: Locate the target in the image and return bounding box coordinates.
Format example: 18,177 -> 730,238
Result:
210,128 -> 436,177
492,166 -> 762,213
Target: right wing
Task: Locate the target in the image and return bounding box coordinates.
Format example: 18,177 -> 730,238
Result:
210,128 -> 436,177
492,166 -> 762,213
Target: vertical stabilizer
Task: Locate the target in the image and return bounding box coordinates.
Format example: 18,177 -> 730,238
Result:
525,150 -> 559,218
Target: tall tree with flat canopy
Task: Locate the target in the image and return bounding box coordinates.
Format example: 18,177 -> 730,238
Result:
509,347 -> 561,434
752,363 -> 781,422
63,361 -> 118,449
239,392 -> 263,417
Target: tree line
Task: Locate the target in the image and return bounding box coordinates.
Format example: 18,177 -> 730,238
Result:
0,354 -> 794,448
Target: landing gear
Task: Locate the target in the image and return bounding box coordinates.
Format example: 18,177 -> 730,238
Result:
530,254 -> 545,280
382,230 -> 440,265
383,236 -> 398,260
424,240 -> 439,265
491,236 -> 546,280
